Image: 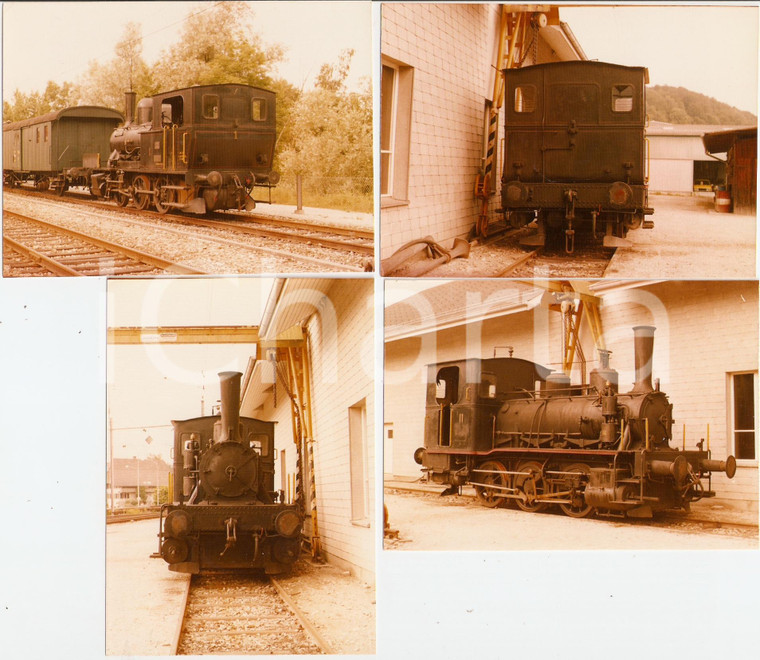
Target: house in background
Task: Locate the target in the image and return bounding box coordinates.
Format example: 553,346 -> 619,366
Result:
107,457 -> 171,509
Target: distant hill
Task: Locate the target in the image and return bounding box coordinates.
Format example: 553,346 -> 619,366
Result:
647,85 -> 757,125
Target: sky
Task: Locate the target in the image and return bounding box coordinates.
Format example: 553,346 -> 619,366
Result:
1,1 -> 372,99
107,278 -> 274,462
561,3 -> 758,114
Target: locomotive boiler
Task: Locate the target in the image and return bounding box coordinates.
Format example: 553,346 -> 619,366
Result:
414,326 -> 736,518
501,61 -> 654,253
159,371 -> 302,574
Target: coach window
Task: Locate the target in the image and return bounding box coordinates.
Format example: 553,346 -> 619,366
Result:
729,372 -> 758,463
612,84 -> 634,112
514,85 -> 537,113
44,125 -> 49,142
202,94 -> 220,119
381,57 -> 413,206
36,127 -> 40,143
252,98 -> 267,122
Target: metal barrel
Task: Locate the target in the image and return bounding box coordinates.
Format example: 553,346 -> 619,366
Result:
631,325 -> 655,393
218,371 -> 242,443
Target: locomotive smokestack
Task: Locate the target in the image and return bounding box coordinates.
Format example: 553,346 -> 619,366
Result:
631,325 -> 656,393
218,371 -> 242,443
124,91 -> 137,125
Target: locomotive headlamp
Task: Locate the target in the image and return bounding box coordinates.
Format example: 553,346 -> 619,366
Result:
268,171 -> 281,185
165,509 -> 192,537
274,510 -> 302,538
609,182 -> 633,207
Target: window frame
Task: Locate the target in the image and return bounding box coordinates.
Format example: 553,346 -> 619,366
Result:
728,371 -> 758,465
252,97 -> 268,122
202,93 -> 220,120
514,84 -> 538,114
348,399 -> 370,525
381,56 -> 413,208
612,83 -> 634,113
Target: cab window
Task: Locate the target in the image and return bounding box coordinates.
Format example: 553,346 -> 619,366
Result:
202,94 -> 220,119
612,84 -> 634,112
514,85 -> 537,113
252,98 -> 268,121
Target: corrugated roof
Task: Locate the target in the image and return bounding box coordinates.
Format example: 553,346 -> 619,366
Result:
703,126 -> 758,154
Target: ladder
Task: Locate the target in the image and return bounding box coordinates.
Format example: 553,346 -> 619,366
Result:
475,8 -> 544,237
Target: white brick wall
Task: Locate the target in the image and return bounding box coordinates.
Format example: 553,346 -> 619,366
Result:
381,3 -> 502,259
384,281 -> 758,522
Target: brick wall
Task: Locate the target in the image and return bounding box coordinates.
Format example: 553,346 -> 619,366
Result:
381,3 -> 501,258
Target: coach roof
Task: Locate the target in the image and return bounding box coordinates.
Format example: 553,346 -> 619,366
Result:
3,105 -> 123,131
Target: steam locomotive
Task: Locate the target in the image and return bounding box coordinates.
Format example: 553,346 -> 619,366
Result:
159,372 -> 302,574
501,61 -> 654,253
414,326 -> 736,518
4,83 -> 279,213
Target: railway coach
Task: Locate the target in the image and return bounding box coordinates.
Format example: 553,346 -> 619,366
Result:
3,106 -> 123,190
501,60 -> 654,253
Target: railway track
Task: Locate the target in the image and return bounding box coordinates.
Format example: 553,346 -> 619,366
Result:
3,210 -> 203,276
176,574 -> 330,655
5,187 -> 374,263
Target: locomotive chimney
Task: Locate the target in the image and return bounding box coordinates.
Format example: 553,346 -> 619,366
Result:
124,90 -> 137,125
218,371 -> 242,443
631,325 -> 656,393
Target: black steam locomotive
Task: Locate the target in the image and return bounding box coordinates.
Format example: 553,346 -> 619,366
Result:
159,372 -> 302,574
4,83 -> 279,213
501,61 -> 654,253
414,327 -> 736,518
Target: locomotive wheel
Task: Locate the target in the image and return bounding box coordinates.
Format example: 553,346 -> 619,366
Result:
474,460 -> 510,508
133,175 -> 152,210
115,190 -> 130,207
154,180 -> 175,214
558,463 -> 593,518
514,461 -> 546,513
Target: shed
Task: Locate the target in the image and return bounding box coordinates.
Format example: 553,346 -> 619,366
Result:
703,126 -> 757,214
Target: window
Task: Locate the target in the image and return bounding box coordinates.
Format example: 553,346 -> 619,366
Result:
160,96 -> 183,127
730,372 -> 757,461
514,85 -> 537,113
252,98 -> 267,121
36,127 -> 40,143
381,57 -> 413,205
44,125 -> 49,142
202,94 -> 219,119
435,366 -> 460,405
612,84 -> 634,112
349,399 -> 369,523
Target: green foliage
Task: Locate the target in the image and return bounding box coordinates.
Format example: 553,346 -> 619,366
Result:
151,2 -> 283,91
3,81 -> 77,122
77,22 -> 154,110
647,85 -> 757,125
277,50 -> 372,209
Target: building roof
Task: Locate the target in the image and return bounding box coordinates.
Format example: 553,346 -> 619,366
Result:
108,457 -> 171,488
703,126 -> 758,154
385,280 -> 545,341
647,121 -> 754,138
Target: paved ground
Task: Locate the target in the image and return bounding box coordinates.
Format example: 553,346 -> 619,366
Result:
252,201 -> 374,232
605,193 -> 756,279
384,488 -> 758,552
106,519 -> 190,656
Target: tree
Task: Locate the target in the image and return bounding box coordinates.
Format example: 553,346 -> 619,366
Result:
151,2 -> 284,91
77,22 -> 154,111
3,80 -> 78,122
278,50 -> 372,195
